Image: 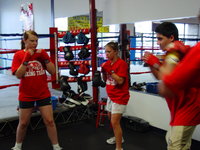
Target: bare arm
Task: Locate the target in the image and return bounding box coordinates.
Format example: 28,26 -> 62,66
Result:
110,73 -> 125,85
102,72 -> 124,85
45,62 -> 56,75
15,64 -> 28,79
144,51 -> 177,80
156,62 -> 177,80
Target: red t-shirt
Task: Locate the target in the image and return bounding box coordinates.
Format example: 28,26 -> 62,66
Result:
163,42 -> 200,126
12,50 -> 51,101
105,58 -> 130,105
165,88 -> 200,126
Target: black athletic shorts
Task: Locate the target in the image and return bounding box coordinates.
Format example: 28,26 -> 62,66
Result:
19,97 -> 52,109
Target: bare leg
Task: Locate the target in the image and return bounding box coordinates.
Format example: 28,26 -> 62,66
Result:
111,113 -> 123,150
16,108 -> 33,143
39,105 -> 58,144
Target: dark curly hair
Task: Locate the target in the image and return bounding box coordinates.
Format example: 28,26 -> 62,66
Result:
155,22 -> 179,40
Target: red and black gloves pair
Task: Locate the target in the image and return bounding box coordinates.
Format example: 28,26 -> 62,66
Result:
22,49 -> 51,66
101,62 -> 114,75
142,41 -> 190,69
164,40 -> 190,55
142,52 -> 161,70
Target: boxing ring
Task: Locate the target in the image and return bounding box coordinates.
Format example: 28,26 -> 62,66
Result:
0,25 -> 163,136
0,29 -> 96,137
1,25 -> 199,138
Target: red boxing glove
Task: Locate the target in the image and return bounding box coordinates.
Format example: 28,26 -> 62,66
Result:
78,64 -> 90,74
101,62 -> 114,75
143,52 -> 160,69
38,49 -> 51,64
22,51 -> 32,66
164,41 -> 190,54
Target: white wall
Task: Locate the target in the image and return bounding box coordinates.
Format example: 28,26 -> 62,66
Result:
102,0 -> 200,25
0,0 -> 52,34
125,91 -> 200,141
0,0 -> 52,49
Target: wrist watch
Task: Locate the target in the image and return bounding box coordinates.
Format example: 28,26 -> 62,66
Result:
23,61 -> 29,66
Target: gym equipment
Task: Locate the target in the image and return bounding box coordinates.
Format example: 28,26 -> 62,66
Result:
63,46 -> 74,61
68,62 -> 78,76
59,76 -> 71,92
76,31 -> 89,45
78,63 -> 90,75
78,47 -> 91,59
77,76 -> 88,94
92,71 -> 106,87
63,31 -> 76,44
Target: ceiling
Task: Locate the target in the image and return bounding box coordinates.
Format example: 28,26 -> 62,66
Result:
163,17 -> 200,24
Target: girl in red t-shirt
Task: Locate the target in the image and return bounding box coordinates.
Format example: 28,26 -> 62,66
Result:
102,42 -> 130,150
11,30 -> 62,150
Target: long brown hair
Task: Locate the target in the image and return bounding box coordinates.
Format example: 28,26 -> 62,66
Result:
21,30 -> 38,49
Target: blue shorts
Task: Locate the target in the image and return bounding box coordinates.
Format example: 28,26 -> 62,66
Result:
19,97 -> 51,109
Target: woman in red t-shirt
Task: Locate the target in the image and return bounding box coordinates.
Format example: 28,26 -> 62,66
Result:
11,30 -> 62,150
102,42 -> 130,150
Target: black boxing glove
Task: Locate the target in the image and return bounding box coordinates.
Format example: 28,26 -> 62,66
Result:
92,71 -> 106,87
76,32 -> 89,45
63,31 -> 76,44
59,76 -> 71,91
68,62 -> 78,76
63,46 -> 74,61
77,76 -> 88,94
78,47 -> 90,59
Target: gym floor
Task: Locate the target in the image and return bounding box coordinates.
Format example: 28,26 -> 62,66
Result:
0,74 -> 200,150
0,119 -> 200,150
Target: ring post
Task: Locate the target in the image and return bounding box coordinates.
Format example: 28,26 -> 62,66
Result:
90,0 -> 98,103
50,27 -> 60,89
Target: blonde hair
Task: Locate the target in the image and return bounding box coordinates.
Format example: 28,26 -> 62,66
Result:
105,41 -> 119,51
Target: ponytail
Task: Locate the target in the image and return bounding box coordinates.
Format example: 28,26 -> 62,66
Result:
21,40 -> 25,49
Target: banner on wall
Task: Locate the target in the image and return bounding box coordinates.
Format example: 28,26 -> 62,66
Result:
68,15 -> 109,32
20,2 -> 34,31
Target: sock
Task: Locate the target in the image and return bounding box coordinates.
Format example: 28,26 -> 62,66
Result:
14,143 -> 22,148
52,144 -> 62,150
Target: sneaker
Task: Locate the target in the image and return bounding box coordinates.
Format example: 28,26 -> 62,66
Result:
106,136 -> 124,144
11,147 -> 21,150
68,97 -> 81,105
80,93 -> 93,100
63,99 -> 76,108
77,96 -> 89,106
53,145 -> 63,150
